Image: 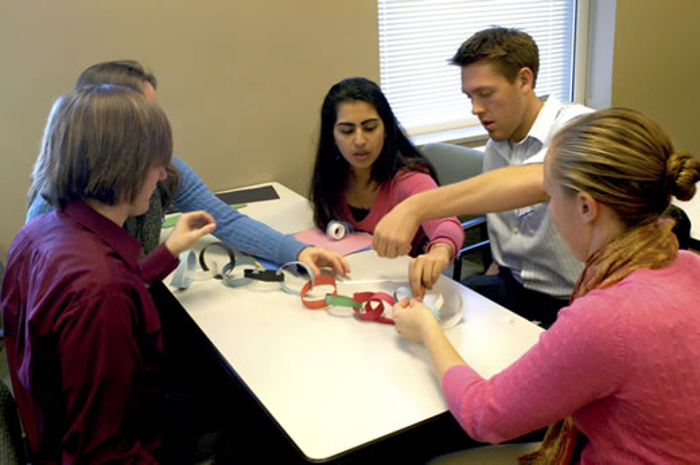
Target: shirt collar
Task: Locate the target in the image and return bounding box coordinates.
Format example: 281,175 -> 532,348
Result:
525,94 -> 561,146
63,201 -> 142,269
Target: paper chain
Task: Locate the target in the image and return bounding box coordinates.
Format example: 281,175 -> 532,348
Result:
300,275 -> 441,325
170,242 -> 315,295
171,242 -> 441,325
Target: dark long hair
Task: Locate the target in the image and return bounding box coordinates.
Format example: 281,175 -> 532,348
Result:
310,77 -> 438,229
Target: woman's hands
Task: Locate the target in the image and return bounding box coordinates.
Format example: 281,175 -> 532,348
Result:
409,243 -> 454,301
394,298 -> 467,380
392,298 -> 442,343
298,246 -> 351,277
164,211 -> 216,257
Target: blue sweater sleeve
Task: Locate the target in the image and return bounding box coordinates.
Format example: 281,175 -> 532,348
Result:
170,156 -> 307,265
26,195 -> 54,223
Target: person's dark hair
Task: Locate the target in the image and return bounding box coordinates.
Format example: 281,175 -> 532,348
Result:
70,60 -> 179,206
451,27 -> 539,87
28,85 -> 172,210
663,205 -> 692,250
76,60 -> 157,93
310,77 -> 437,229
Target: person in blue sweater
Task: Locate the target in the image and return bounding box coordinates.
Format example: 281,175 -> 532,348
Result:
27,60 -> 350,277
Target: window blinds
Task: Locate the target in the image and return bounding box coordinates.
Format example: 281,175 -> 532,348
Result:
378,0 -> 578,136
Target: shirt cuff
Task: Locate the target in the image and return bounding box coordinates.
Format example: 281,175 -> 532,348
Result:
139,243 -> 180,285
427,238 -> 459,260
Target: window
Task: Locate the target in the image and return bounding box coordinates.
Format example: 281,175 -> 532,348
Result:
378,0 -> 585,141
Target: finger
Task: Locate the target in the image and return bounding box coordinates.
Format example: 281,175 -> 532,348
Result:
196,223 -> 217,237
338,256 -> 351,275
430,260 -> 443,288
422,260 -> 435,287
414,284 -> 426,302
314,250 -> 348,276
304,259 -> 321,277
325,254 -> 345,275
196,210 -> 216,224
409,259 -> 423,299
185,210 -> 215,227
415,264 -> 430,301
387,242 -> 399,259
373,235 -> 387,257
421,263 -> 434,294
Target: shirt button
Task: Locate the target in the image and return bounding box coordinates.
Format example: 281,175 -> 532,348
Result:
513,227 -> 518,235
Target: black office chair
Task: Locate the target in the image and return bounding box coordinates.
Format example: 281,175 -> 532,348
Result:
420,142 -> 492,281
664,204 -> 692,250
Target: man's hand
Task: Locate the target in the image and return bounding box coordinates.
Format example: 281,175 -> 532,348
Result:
298,247 -> 351,277
164,211 -> 216,257
409,243 -> 453,300
372,201 -> 421,258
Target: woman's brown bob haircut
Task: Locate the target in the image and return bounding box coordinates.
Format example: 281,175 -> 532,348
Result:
31,85 -> 172,210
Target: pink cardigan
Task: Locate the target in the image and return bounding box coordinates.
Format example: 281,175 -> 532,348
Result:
442,250 -> 700,463
340,171 -> 464,257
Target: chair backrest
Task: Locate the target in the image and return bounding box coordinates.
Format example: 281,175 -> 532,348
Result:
420,143 -> 491,281
665,205 -> 691,250
420,142 -> 485,186
0,379 -> 26,464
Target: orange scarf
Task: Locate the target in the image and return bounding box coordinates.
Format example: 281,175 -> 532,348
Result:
519,219 -> 678,464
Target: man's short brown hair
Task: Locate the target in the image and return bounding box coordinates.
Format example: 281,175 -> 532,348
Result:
451,27 -> 539,87
75,60 -> 157,93
30,85 -> 172,210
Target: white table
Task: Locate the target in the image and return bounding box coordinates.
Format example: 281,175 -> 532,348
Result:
165,183 -> 543,461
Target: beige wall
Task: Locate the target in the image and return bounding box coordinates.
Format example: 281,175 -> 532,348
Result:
0,1 -> 379,257
2,1 -> 699,257
612,0 -> 700,156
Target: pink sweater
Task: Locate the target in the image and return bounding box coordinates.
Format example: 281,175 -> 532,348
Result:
341,171 -> 464,257
442,250 -> 700,463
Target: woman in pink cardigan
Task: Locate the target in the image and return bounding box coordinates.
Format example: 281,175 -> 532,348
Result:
310,77 -> 464,299
393,108 -> 700,463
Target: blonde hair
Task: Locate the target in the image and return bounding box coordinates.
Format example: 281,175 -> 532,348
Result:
29,85 -> 172,210
550,107 -> 700,228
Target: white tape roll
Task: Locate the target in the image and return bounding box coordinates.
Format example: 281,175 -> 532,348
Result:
326,220 -> 353,240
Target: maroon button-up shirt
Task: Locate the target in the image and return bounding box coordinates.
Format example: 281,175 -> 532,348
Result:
1,201 -> 178,463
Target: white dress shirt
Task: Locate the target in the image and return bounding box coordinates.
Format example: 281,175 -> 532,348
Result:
484,94 -> 593,298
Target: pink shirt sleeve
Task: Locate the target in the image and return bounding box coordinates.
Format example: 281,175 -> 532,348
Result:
392,172 -> 464,258
441,290 -> 625,443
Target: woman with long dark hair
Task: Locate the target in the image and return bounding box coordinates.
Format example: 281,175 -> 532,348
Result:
310,77 -> 463,296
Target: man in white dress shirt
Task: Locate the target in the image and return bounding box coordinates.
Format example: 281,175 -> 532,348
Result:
453,27 -> 592,327
372,27 -> 592,328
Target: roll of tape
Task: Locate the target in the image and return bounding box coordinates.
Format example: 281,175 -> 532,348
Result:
326,220 -> 353,240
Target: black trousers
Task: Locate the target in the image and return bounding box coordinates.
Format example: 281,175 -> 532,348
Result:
462,267 -> 569,329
